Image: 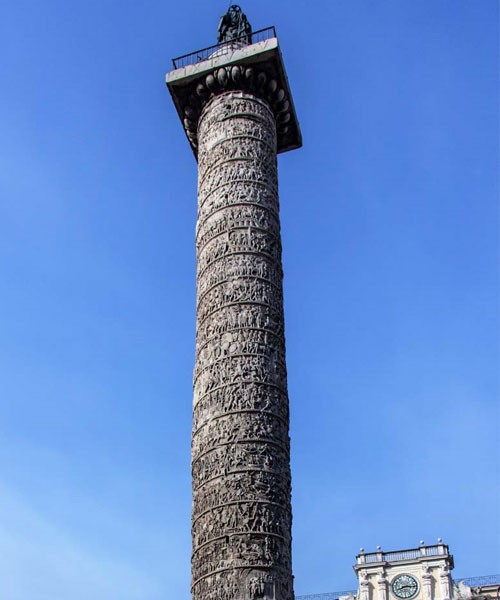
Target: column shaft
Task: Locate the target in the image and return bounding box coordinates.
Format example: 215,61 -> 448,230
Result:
191,91 -> 294,600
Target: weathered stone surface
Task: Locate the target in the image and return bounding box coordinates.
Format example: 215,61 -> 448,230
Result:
166,37 -> 302,157
191,91 -> 294,600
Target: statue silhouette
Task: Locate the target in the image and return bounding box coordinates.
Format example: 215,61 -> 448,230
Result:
217,5 -> 252,44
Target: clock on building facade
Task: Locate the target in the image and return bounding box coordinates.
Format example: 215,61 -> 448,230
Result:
353,541 -> 454,600
392,574 -> 420,599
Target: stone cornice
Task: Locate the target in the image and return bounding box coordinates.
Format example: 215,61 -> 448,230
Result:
166,37 -> 302,158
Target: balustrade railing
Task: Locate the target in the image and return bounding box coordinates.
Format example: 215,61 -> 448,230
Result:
357,544 -> 449,564
172,26 -> 277,69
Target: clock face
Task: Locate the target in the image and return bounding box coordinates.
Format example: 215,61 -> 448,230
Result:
391,574 -> 419,599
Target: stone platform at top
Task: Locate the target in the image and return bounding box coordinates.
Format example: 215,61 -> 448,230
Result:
166,28 -> 302,158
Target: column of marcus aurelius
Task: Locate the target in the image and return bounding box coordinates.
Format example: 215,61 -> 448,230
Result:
167,8 -> 302,600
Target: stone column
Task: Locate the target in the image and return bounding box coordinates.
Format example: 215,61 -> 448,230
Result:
191,90 -> 293,600
167,28 -> 301,600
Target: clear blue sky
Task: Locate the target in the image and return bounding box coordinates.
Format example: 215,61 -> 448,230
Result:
0,1 -> 498,598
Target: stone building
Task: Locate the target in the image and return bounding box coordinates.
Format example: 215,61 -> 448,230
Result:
296,543 -> 500,600
353,542 -> 455,600
351,543 -> 499,600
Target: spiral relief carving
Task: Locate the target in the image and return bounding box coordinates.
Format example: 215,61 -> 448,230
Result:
179,63 -> 293,156
192,91 -> 294,600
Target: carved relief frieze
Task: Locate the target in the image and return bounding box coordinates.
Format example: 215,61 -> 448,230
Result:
193,355 -> 288,399
191,442 -> 290,489
192,411 -> 289,459
192,91 -> 293,599
178,66 -> 292,155
196,304 -> 284,348
192,468 -> 290,516
191,539 -> 293,597
193,384 -> 290,433
198,158 -> 278,201
197,182 -> 280,224
195,332 -> 286,384
197,202 -> 279,240
196,256 -> 282,301
192,501 -> 289,549
196,278 -> 283,327
198,137 -> 275,182
196,214 -> 281,258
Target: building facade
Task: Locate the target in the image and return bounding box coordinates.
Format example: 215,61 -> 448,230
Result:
353,542 -> 454,600
296,543 -> 500,600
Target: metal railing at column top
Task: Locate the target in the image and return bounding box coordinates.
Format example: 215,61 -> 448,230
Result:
172,26 -> 277,69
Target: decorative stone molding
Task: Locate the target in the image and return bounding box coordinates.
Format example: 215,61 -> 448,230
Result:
180,64 -> 293,153
422,565 -> 433,600
377,569 -> 388,600
359,570 -> 370,600
439,564 -> 452,600
167,36 -> 302,158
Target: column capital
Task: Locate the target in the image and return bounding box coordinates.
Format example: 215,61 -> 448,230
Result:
166,36 -> 302,157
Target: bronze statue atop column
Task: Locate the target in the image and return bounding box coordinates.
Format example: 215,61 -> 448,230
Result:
217,5 -> 252,44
